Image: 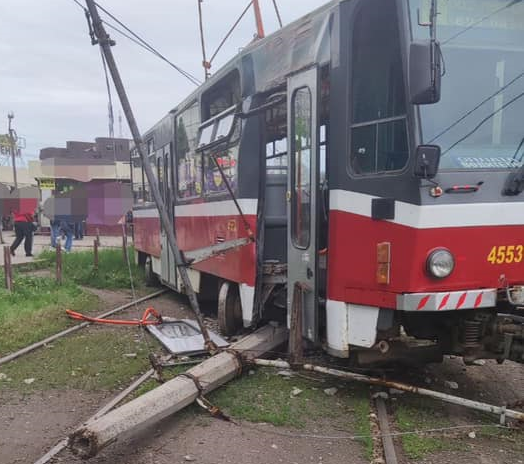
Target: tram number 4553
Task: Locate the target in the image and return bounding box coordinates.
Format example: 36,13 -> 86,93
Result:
487,245 -> 524,264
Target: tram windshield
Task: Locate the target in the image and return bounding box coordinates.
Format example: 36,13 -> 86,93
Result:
409,0 -> 524,170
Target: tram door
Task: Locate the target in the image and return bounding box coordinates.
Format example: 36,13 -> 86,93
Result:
160,146 -> 177,288
287,67 -> 320,343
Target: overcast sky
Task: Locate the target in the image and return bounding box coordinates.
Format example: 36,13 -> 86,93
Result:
0,0 -> 325,160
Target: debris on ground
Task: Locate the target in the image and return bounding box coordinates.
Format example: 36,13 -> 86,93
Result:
0,373 -> 7,380
24,378 -> 35,385
123,353 -> 138,358
472,359 -> 486,366
184,454 -> 196,461
277,369 -> 294,378
444,380 -> 459,390
468,431 -> 477,439
323,387 -> 338,396
290,387 -> 303,397
372,391 -> 389,400
146,318 -> 229,356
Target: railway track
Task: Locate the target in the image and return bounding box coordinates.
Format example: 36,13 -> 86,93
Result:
0,289 -> 167,367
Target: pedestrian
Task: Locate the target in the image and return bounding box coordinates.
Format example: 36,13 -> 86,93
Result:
74,221 -> 84,240
10,209 -> 36,257
50,219 -> 61,248
60,220 -> 74,253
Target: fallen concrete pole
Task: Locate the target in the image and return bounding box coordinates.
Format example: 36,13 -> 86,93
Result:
69,324 -> 288,458
0,289 -> 166,366
34,369 -> 155,464
253,359 -> 524,423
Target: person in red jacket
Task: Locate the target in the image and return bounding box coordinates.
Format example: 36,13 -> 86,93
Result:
10,209 -> 35,257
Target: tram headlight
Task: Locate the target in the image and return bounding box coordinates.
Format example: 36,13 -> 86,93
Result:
426,249 -> 455,279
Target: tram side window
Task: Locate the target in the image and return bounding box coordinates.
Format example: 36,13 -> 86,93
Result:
157,157 -> 164,198
131,151 -> 144,203
291,87 -> 312,249
176,102 -> 202,199
350,0 -> 408,175
265,100 -> 288,175
202,116 -> 241,195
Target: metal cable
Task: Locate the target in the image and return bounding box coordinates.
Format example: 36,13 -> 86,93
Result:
272,0 -> 283,28
209,1 -> 253,65
93,1 -> 202,85
72,0 -> 201,86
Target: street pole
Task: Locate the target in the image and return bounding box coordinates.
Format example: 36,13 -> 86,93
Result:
7,112 -> 17,189
84,0 -> 215,351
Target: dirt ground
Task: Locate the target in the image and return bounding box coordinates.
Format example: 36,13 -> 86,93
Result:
0,288 -> 523,464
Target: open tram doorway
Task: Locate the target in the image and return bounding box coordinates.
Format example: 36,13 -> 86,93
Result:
262,66 -> 330,345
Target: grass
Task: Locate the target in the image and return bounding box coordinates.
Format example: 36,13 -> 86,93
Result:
0,327 -> 156,392
394,396 -> 457,460
38,247 -> 144,290
0,273 -> 98,354
209,368 -> 373,453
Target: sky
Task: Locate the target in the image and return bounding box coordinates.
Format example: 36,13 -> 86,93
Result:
0,0 -> 326,161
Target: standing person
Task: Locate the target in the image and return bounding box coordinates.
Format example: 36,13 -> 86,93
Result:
50,219 -> 61,248
10,209 -> 35,257
74,221 -> 84,240
60,220 -> 74,253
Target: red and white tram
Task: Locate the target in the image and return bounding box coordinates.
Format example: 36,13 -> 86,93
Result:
133,0 -> 524,365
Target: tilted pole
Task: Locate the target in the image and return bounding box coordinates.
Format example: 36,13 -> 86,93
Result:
252,0 -> 265,39
84,0 -> 215,351
7,112 -> 18,189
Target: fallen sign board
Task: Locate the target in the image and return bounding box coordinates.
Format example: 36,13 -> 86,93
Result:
147,318 -> 229,355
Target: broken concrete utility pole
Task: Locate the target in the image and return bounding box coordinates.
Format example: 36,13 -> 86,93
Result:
83,0 -> 214,350
68,325 -> 287,459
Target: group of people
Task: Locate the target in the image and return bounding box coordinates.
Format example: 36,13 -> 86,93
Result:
50,220 -> 84,253
6,207 -> 86,257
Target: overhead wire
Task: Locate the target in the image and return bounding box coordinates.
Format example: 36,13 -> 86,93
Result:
272,0 -> 283,28
93,1 -> 202,86
71,0 -> 201,86
209,1 -> 254,65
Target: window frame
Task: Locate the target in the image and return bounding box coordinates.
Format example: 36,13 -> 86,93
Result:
290,86 -> 313,250
174,100 -> 203,202
347,0 -> 411,178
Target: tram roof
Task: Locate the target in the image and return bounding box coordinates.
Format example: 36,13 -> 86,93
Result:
169,0 -> 342,115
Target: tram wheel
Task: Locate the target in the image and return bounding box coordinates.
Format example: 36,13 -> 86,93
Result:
218,281 -> 243,336
144,256 -> 158,287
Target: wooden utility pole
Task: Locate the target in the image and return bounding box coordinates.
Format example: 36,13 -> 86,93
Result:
84,0 -> 214,350
93,239 -> 99,271
3,246 -> 13,291
252,0 -> 265,39
7,112 -> 18,189
56,242 -> 62,284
